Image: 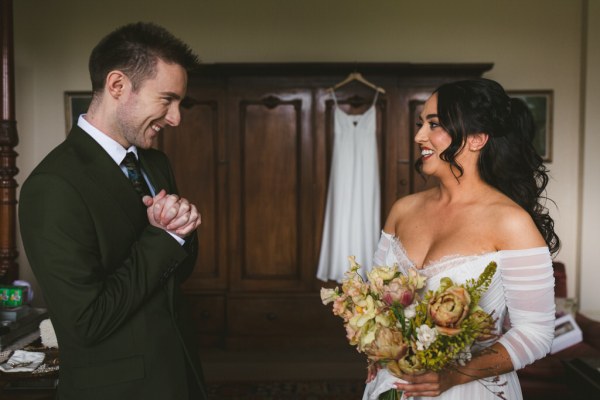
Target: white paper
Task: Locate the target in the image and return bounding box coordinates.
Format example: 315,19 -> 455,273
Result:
0,349 -> 45,373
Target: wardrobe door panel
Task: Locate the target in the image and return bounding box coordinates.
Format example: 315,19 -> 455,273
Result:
160,85 -> 229,291
229,89 -> 314,292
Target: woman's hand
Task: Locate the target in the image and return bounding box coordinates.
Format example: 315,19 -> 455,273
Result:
395,369 -> 457,398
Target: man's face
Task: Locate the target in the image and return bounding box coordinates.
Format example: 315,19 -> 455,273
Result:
116,59 -> 187,149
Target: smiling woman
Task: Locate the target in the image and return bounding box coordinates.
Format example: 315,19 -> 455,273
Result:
365,78 -> 559,400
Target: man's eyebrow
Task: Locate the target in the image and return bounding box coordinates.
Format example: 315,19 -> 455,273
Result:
160,91 -> 182,100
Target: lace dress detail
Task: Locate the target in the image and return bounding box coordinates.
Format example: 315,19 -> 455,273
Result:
367,231 -> 556,400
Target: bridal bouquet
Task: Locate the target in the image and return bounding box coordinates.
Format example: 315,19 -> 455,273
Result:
320,257 -> 497,400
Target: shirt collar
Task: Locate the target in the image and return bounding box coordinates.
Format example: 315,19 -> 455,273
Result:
77,114 -> 138,165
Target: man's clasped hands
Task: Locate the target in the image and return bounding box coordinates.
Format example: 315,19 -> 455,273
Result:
142,190 -> 201,239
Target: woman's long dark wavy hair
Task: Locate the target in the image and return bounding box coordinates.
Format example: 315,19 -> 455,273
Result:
419,78 -> 560,255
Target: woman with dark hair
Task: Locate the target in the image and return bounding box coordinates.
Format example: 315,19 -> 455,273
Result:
365,78 -> 559,399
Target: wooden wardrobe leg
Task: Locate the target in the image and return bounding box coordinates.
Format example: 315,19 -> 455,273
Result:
0,0 -> 20,283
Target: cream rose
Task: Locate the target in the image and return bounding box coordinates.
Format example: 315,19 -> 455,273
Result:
428,285 -> 471,336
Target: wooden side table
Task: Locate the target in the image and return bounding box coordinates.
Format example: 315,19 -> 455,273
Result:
0,339 -> 58,400
0,378 -> 57,400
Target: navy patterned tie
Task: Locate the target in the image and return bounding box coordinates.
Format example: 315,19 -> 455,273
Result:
121,152 -> 151,197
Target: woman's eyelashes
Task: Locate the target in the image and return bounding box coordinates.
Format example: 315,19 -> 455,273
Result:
415,120 -> 440,129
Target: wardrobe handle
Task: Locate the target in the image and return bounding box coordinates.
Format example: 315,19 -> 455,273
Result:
266,312 -> 278,321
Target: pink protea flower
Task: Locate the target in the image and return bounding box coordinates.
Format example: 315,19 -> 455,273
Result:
382,279 -> 415,307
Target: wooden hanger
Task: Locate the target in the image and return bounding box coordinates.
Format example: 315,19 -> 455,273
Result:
328,72 -> 386,94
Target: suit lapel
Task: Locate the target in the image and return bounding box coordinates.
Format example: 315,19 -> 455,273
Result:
68,127 -> 148,229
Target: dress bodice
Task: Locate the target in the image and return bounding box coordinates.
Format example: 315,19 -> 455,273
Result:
372,231 -> 506,345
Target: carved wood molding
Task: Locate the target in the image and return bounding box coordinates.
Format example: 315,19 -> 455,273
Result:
1,0 -> 19,282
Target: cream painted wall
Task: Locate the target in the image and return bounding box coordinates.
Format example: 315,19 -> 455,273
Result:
580,0 -> 600,316
11,0 -> 594,311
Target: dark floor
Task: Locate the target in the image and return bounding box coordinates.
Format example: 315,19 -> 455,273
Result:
200,346 -> 366,383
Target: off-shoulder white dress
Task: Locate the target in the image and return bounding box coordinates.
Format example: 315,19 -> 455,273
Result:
363,231 -> 556,400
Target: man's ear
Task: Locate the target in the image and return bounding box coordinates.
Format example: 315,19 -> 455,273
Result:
468,133 -> 489,151
105,70 -> 128,99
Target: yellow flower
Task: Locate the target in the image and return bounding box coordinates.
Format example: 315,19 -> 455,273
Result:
359,321 -> 378,348
375,311 -> 393,328
407,268 -> 427,290
367,266 -> 398,292
346,256 -> 362,275
469,306 -> 496,341
350,295 -> 377,328
320,287 -> 338,305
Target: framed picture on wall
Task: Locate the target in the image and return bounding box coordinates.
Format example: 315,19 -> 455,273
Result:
64,91 -> 92,134
507,90 -> 553,162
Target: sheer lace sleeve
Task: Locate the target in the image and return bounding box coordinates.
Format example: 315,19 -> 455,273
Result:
372,231 -> 394,267
497,247 -> 556,370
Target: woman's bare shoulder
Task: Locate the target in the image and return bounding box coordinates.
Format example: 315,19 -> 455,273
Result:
389,189 -> 434,215
384,189 -> 435,232
492,198 -> 546,250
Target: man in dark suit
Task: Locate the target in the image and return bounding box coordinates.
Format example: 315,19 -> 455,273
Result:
19,22 -> 207,400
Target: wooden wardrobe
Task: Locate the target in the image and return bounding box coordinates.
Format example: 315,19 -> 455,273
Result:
158,63 -> 492,350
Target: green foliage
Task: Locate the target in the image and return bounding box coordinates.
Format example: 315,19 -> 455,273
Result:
465,261 -> 497,310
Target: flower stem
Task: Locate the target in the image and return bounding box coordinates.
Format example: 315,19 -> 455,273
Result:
379,388 -> 403,400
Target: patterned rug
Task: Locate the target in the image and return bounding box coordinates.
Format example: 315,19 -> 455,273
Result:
207,379 -> 366,400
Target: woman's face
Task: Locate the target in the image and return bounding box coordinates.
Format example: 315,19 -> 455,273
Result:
414,93 -> 453,176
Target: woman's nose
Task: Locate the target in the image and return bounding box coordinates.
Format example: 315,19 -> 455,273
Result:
414,125 -> 426,144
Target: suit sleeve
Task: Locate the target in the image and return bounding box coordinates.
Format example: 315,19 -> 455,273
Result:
158,151 -> 199,285
19,172 -> 192,347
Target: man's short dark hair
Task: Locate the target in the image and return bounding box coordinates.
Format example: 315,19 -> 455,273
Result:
88,22 -> 200,93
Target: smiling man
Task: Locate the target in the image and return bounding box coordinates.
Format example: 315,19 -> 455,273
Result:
19,22 -> 206,400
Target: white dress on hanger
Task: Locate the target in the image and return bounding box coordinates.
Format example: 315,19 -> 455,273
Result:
363,231 -> 556,400
316,92 -> 381,282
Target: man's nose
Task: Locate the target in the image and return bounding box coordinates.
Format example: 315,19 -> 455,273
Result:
165,105 -> 181,127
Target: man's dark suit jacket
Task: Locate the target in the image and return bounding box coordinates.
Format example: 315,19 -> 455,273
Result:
19,127 -> 207,400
